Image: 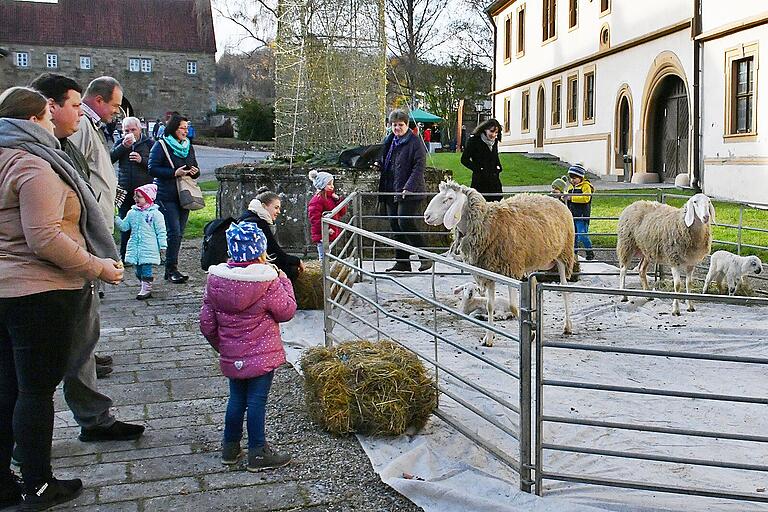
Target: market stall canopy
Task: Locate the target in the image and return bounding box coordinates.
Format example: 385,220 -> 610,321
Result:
409,108 -> 443,123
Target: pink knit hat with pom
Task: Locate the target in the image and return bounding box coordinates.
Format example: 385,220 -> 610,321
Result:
135,184 -> 157,205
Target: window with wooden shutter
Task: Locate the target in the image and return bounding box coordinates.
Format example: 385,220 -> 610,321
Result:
566,73 -> 578,126
583,69 -> 595,122
542,0 -> 556,41
551,80 -> 562,128
517,5 -> 526,56
504,15 -> 512,61
569,0 -> 577,29
521,90 -> 530,132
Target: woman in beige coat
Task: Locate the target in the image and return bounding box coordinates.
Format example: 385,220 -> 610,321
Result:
0,87 -> 123,511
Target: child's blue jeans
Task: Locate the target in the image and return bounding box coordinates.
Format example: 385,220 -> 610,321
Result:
573,218 -> 593,250
316,242 -> 325,261
223,371 -> 274,449
135,264 -> 153,281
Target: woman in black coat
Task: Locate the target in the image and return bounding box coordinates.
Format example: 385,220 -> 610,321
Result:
460,118 -> 503,201
111,117 -> 154,260
239,188 -> 305,282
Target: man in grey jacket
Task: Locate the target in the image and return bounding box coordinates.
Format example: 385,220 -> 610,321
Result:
32,74 -> 144,443
69,76 -> 122,234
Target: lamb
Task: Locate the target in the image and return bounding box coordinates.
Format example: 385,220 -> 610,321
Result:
424,180 -> 575,346
453,282 -> 518,320
617,193 -> 715,315
703,251 -> 763,296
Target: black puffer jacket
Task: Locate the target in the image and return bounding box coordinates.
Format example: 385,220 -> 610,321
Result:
111,136 -> 153,193
461,134 -> 502,200
239,211 -> 302,282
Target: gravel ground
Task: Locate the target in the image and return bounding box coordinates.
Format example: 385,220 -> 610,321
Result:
178,240 -> 424,512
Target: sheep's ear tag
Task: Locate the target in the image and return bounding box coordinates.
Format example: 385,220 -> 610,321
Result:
444,193 -> 466,230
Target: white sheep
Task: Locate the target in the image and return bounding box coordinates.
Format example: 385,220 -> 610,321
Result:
617,193 -> 714,315
453,282 -> 518,320
703,251 -> 763,296
424,180 -> 575,346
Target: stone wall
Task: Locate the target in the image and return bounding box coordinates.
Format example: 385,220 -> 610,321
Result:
0,46 -> 216,124
216,164 -> 450,255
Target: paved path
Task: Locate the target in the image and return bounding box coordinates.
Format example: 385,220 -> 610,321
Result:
47,241 -> 422,512
194,146 -> 271,181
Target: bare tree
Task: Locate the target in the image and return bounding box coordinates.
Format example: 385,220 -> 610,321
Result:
450,0 -> 493,69
385,0 -> 451,103
213,0 -> 278,55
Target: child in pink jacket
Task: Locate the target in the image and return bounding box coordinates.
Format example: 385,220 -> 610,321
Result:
200,221 -> 297,472
307,170 -> 347,260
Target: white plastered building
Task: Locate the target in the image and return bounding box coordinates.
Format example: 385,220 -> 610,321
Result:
486,0 -> 767,204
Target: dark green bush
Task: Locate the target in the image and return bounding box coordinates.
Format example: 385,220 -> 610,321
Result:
237,99 -> 275,141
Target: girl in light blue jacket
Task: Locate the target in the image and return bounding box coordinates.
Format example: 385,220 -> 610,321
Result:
115,184 -> 167,299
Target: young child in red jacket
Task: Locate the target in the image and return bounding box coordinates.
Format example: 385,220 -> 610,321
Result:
307,170 -> 347,260
200,221 -> 297,472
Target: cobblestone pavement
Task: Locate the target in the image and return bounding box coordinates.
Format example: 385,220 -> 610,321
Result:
48,241 -> 423,511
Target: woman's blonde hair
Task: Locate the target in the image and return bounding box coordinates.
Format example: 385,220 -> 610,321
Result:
0,86 -> 49,120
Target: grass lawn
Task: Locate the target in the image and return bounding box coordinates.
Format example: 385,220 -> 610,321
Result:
185,194 -> 217,239
199,180 -> 219,192
427,151 -> 565,186
589,189 -> 768,259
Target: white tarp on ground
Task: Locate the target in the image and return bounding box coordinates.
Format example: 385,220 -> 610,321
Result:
281,261 -> 768,512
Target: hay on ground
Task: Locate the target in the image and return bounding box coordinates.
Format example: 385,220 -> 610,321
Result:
301,340 -> 437,436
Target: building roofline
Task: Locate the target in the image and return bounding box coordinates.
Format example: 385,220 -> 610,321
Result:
486,0 -> 517,17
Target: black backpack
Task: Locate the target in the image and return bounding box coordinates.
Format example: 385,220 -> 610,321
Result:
201,217 -> 235,271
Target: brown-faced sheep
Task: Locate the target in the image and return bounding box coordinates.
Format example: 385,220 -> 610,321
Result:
424,180 -> 575,346
617,193 -> 714,315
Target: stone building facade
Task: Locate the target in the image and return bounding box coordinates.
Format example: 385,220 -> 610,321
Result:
0,0 -> 216,124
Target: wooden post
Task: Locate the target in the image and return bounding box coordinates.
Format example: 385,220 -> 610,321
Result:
455,99 -> 464,152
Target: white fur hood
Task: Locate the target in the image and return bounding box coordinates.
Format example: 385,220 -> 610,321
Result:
208,262 -> 278,282
247,199 -> 274,224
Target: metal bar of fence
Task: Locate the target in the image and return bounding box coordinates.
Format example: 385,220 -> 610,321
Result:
541,341 -> 768,365
537,283 -> 768,306
542,378 -> 768,405
534,284 -> 545,496
438,386 -> 520,441
326,295 -> 522,415
540,472 -> 768,503
324,263 -> 521,345
433,409 -> 521,472
542,415 -> 768,444
323,269 -> 522,377
321,222 -> 522,289
518,279 -> 533,492
542,443 -> 768,473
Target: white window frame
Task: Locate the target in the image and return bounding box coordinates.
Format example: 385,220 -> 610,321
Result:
140,58 -> 152,73
79,55 -> 92,70
15,52 -> 29,68
129,58 -> 141,72
187,60 -> 198,75
46,53 -> 58,68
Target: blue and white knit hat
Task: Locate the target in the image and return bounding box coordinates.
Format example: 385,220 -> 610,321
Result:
226,222 -> 268,262
568,163 -> 586,178
308,170 -> 334,190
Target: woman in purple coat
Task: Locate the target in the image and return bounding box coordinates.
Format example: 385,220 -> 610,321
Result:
200,222 -> 297,472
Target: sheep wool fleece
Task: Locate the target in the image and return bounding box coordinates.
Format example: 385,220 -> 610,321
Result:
200,263 -> 297,379
114,204 -> 168,265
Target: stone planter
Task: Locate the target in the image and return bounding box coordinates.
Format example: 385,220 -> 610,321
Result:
216,163 -> 451,256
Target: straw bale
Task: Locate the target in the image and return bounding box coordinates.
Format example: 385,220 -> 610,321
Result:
301,340 -> 436,436
294,258 -> 357,310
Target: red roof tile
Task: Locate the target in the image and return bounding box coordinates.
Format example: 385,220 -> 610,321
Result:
0,0 -> 216,54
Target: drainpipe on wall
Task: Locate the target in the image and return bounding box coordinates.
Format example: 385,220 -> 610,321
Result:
487,12 -> 497,118
692,0 -> 703,191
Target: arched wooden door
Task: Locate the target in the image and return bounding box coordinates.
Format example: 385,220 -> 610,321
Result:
536,86 -> 545,148
651,76 -> 689,182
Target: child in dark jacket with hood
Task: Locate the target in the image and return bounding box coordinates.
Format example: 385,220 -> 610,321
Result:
200,221 -> 297,472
